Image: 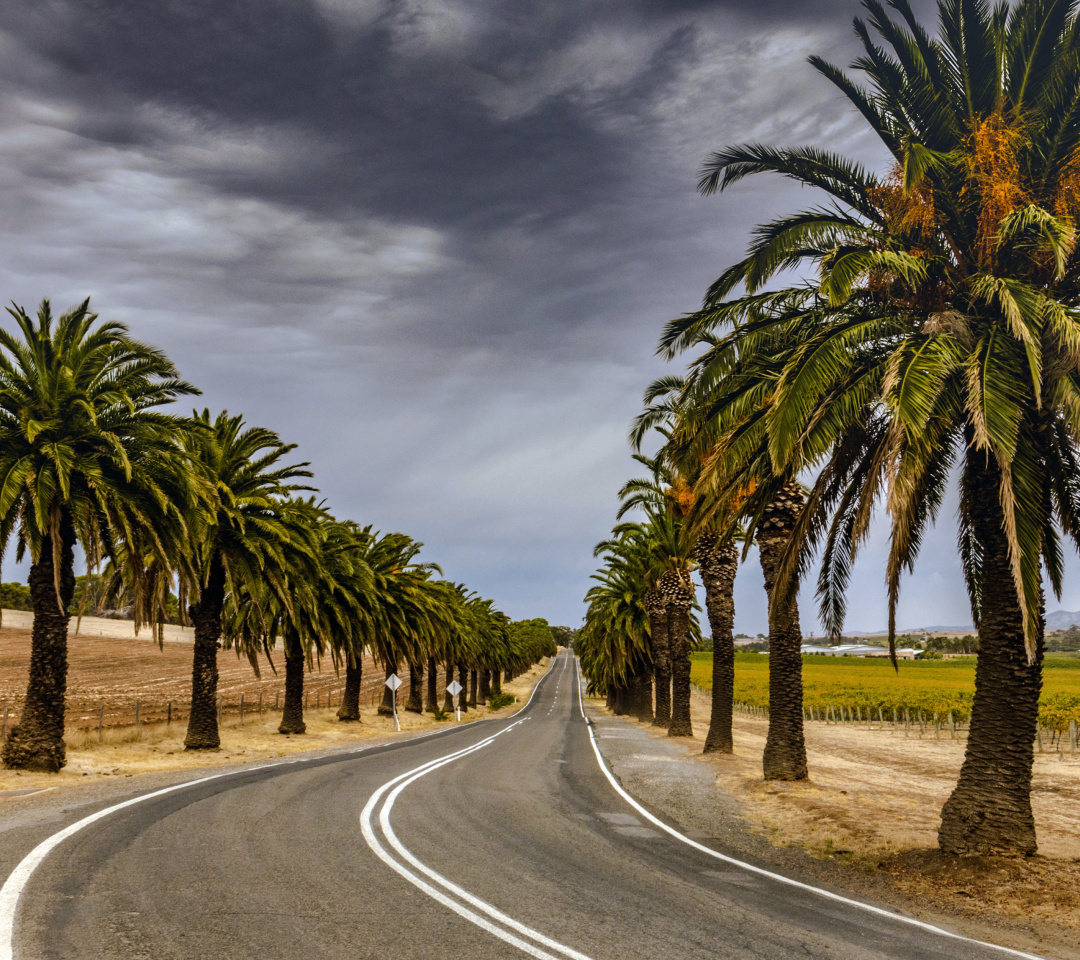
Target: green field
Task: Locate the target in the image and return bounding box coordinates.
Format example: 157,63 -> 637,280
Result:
690,652 -> 1080,730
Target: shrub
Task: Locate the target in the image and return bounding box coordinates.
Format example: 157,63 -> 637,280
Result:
487,691 -> 515,710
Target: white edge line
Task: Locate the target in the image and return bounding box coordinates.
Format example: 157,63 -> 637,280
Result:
360,657 -> 588,960
572,657 -> 1046,960
378,663 -> 593,960
0,671 -> 556,960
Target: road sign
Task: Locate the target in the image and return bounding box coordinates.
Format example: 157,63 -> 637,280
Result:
446,680 -> 462,696
385,673 -> 402,731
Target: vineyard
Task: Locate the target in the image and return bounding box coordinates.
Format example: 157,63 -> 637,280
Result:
689,652 -> 1080,731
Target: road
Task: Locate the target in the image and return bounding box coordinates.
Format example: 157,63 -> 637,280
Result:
0,652 -> 1043,960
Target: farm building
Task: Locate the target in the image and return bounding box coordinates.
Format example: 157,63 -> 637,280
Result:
801,644 -> 920,660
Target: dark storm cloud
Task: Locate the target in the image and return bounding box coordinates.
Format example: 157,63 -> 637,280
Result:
0,0 -> 991,630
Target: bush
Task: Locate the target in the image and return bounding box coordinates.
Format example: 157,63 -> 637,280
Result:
1,582 -> 31,610
487,691 -> 515,710
431,706 -> 450,722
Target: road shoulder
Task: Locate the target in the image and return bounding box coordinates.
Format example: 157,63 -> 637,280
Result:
584,698 -> 1079,960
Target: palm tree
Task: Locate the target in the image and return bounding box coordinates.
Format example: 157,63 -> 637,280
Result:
590,527 -> 655,721
180,410 -> 314,749
0,299 -> 198,771
663,0 -> 1080,853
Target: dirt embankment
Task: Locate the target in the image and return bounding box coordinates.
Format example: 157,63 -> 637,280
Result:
605,689 -> 1080,957
0,625 -> 389,729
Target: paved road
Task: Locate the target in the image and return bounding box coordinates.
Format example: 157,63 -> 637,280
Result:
0,653 -> 1040,960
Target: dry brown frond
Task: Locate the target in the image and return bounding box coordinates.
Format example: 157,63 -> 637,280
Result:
868,166 -> 937,245
963,113 -> 1029,269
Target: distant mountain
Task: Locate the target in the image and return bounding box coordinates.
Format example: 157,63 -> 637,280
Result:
1046,610 -> 1080,631
849,624 -> 974,636
849,611 -> 1080,634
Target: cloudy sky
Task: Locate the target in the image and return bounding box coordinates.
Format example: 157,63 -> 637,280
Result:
2,0 -> 1073,633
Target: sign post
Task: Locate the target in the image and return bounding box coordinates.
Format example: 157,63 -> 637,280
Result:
386,673 -> 403,731
447,680 -> 462,721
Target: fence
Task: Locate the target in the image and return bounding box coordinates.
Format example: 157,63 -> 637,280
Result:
0,684 -> 399,742
689,683 -> 1080,757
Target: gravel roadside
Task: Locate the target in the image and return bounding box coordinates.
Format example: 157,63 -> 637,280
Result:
585,697 -> 1079,960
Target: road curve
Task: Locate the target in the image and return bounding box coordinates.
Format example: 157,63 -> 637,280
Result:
0,653 -> 1044,960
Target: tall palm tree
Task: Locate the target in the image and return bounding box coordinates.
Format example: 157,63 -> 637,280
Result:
663,0 -> 1080,853
0,299 -> 198,771
630,388 -> 747,747
180,410 -> 314,749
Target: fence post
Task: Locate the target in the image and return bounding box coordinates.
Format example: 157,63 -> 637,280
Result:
1,702 -> 8,740
258,691 -> 263,715
316,692 -> 320,710
135,700 -> 141,730
1071,719 -> 1077,756
217,697 -> 223,723
1037,724 -> 1044,753
167,700 -> 172,727
948,711 -> 955,739
98,701 -> 105,738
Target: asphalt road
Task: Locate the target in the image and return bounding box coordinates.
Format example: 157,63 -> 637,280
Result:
0,653 -> 1042,960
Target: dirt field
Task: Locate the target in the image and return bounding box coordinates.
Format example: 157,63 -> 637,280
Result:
603,690 -> 1080,950
0,641 -> 551,797
0,624 -> 396,731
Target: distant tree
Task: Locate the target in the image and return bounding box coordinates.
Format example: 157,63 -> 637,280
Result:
1,583 -> 31,612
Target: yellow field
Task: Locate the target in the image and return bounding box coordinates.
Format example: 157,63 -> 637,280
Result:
689,653 -> 1080,729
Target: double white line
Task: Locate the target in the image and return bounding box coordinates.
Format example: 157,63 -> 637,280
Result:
359,656 -> 594,960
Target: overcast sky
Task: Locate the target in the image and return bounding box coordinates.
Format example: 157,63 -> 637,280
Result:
2,0 -> 1075,633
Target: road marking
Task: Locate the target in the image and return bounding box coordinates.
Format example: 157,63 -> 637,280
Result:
571,659 -> 1045,960
360,658 -> 593,960
0,667 -> 556,960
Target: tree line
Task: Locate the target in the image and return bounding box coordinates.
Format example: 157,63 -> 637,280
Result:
0,300 -> 555,772
580,0 -> 1080,858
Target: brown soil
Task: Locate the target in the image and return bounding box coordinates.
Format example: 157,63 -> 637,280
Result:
0,645 -> 551,798
608,689 -> 1080,954
1,625 -> 426,729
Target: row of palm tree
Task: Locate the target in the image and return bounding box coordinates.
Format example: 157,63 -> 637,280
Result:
0,299 -> 554,772
584,0 -> 1080,858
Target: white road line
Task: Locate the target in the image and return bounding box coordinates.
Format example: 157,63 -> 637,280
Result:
0,679 -> 546,960
571,658 -> 1045,960
360,658 -> 593,960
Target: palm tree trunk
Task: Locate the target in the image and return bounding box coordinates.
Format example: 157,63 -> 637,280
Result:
504,668 -> 513,684
667,600 -> 694,737
491,668 -> 502,695
698,535 -> 739,754
337,658 -> 362,722
633,664 -> 654,723
184,552 -> 226,750
457,664 -> 468,713
939,460 -> 1042,856
405,659 -> 423,713
758,482 -> 807,781
646,590 -> 671,728
425,655 -> 439,712
378,659 -> 397,716
1,515 -> 77,771
278,644 -> 306,734
443,660 -> 455,712
468,668 -> 478,707
478,668 -> 491,704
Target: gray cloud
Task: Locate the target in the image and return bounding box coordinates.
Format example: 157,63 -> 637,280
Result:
1,0 -> 1046,631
